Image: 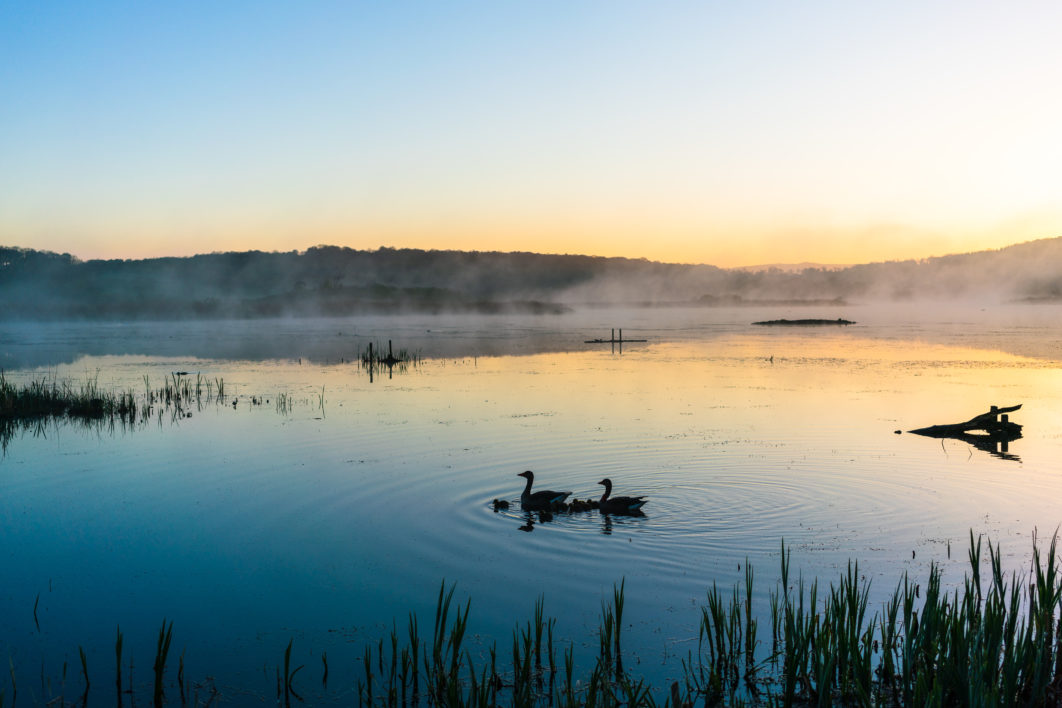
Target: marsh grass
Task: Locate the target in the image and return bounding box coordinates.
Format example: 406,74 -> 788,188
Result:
0,370 -> 138,422
0,369 -> 351,453
8,535 -> 1062,706
0,370 -> 152,453
350,534 -> 1062,707
1,359 -> 404,449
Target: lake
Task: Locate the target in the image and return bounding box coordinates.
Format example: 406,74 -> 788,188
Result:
2,303 -> 1061,704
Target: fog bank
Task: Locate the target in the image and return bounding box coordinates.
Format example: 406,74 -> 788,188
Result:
2,238 -> 1061,321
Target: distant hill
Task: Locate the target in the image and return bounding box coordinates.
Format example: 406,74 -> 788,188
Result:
730,262 -> 852,273
2,238 -> 1061,320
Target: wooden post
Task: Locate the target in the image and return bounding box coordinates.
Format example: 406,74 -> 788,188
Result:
389,340 -> 393,360
619,329 -> 623,343
991,405 -> 999,420
368,342 -> 373,361
611,328 -> 615,342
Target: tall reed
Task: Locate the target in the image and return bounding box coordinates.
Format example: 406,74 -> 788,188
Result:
153,619 -> 173,708
11,534 -> 1062,706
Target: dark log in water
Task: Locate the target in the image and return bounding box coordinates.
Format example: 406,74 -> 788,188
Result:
909,404 -> 1022,437
909,404 -> 1023,461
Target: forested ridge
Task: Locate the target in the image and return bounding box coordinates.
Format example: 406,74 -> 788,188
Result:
2,239 -> 1061,320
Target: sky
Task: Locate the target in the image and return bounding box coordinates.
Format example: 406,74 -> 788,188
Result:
2,1 -> 1061,268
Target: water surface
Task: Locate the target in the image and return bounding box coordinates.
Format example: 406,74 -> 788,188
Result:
2,304 -> 1061,702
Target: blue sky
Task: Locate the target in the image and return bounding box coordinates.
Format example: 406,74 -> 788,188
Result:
3,1 -> 1061,265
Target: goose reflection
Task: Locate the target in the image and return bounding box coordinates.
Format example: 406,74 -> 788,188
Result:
517,509 -> 556,533
599,509 -> 646,536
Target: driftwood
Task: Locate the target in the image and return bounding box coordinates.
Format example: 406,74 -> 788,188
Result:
909,405 -> 1022,461
909,404 -> 1022,437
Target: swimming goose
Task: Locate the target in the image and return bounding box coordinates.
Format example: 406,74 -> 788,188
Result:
517,470 -> 572,510
598,478 -> 647,514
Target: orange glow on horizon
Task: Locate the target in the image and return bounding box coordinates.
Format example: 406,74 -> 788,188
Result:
40,214 -> 1059,270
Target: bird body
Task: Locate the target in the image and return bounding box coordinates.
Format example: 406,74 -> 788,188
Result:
517,470 -> 572,510
598,478 -> 647,514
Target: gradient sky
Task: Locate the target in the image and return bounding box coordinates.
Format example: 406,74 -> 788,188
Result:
3,2 -> 1061,267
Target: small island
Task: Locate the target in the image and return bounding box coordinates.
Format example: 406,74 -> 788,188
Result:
752,318 -> 856,326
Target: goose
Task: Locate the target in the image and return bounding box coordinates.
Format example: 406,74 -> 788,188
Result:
598,478 -> 647,514
517,470 -> 572,510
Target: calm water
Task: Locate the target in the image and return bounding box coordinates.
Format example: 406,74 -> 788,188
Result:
2,304 -> 1062,703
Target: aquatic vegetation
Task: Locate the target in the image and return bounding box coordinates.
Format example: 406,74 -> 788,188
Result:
153,619 -> 173,708
0,370 -> 138,422
360,340 -> 421,366
276,391 -> 292,415
0,371 -> 146,453
359,339 -> 422,381
0,370 -> 332,453
8,534 -> 1062,706
281,638 -> 304,707
115,626 -> 124,708
78,645 -> 89,706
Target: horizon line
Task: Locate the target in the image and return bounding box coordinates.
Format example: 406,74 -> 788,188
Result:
4,234 -> 1059,272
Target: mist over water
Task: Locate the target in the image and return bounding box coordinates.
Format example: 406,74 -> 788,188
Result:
5,239 -> 1062,324
2,303 -> 1062,703
2,301 -> 1059,370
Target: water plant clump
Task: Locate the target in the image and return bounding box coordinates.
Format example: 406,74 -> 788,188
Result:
358,340 -> 422,382
1,370 -> 147,453
0,370 -> 232,453
359,339 -> 422,367
0,370 -> 138,421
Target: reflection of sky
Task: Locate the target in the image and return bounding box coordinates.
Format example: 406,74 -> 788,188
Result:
2,317 -> 1062,701
3,303 -> 1062,370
